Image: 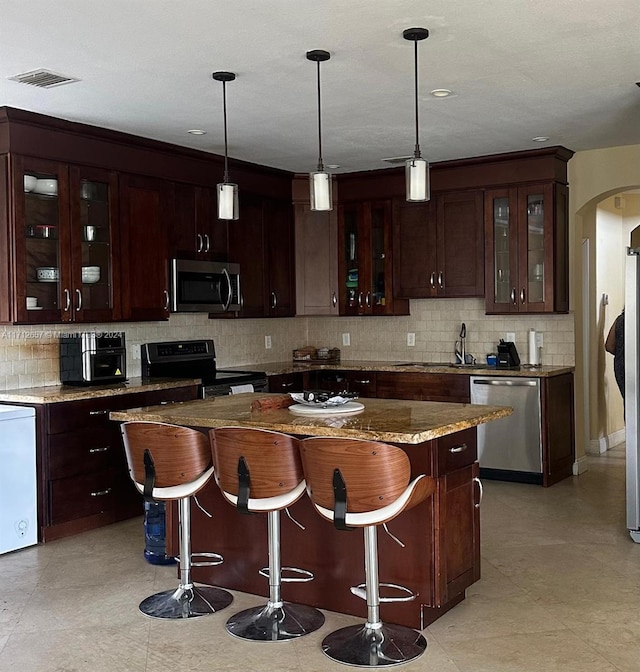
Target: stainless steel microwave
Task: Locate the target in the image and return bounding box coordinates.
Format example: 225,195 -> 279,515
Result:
170,259 -> 241,313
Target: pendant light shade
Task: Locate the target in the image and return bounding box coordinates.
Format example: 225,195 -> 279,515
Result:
403,27 -> 430,203
306,49 -> 332,212
212,71 -> 239,220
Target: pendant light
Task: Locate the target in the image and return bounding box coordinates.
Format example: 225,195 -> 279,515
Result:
403,27 -> 430,202
212,71 -> 239,220
306,49 -> 332,211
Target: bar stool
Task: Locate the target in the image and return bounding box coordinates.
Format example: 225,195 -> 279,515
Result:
209,427 -> 325,641
299,436 -> 436,667
121,421 -> 233,619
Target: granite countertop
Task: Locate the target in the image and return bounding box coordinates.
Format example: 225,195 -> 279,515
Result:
253,360 -> 574,378
0,377 -> 201,404
110,393 -> 512,444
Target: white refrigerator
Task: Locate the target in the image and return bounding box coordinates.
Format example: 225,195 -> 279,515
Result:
626,227 -> 640,543
0,405 -> 38,553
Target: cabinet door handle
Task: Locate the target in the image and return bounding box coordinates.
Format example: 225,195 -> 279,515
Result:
163,290 -> 170,311
63,288 -> 71,312
353,378 -> 370,385
280,381 -> 294,389
204,234 -> 210,252
89,446 -> 110,453
75,288 -> 82,312
510,288 -> 517,305
449,443 -> 467,454
358,291 -> 363,308
520,288 -> 526,304
473,476 -> 483,508
331,291 -> 337,307
90,488 -> 112,497
438,272 -> 444,289
365,291 -> 371,308
196,233 -> 203,253
89,409 -> 109,416
430,272 -> 436,289
270,292 -> 277,310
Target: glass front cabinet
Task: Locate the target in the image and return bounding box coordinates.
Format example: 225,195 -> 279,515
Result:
338,200 -> 408,316
11,157 -> 119,323
485,182 -> 568,314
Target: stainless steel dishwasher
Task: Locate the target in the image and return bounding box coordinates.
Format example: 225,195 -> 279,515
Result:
470,376 -> 542,484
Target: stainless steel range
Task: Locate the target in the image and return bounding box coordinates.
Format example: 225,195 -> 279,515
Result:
141,339 -> 268,398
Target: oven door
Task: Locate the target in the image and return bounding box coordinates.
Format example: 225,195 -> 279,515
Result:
170,259 -> 240,313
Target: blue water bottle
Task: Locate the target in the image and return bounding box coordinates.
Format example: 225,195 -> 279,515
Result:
143,500 -> 176,565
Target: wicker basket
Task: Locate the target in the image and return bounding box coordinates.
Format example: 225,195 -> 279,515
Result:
293,347 -> 340,364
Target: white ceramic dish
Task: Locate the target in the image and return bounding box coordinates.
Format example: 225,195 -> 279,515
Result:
288,401 -> 365,416
27,306 -> 44,311
33,178 -> 58,196
81,266 -> 100,283
36,267 -> 59,282
23,175 -> 37,192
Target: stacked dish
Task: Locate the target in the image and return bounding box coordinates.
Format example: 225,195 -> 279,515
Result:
32,178 -> 58,195
81,266 -> 100,283
23,175 -> 37,192
36,267 -> 59,282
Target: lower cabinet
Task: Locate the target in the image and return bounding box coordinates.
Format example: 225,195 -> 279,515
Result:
39,384 -> 198,541
376,371 -> 470,403
268,372 -> 307,393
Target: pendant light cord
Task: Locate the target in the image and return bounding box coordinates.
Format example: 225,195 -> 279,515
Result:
413,37 -> 421,159
316,59 -> 324,172
222,80 -> 230,183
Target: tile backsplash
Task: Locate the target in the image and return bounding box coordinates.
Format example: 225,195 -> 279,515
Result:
0,298 -> 574,390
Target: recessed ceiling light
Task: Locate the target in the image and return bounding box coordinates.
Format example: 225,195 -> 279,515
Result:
532,136 -> 549,142
187,129 -> 207,135
430,89 -> 453,97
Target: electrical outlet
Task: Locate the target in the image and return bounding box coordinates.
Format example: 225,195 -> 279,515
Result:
265,335 -> 272,349
506,332 -> 516,343
131,344 -> 140,360
535,332 -> 543,347
342,333 -> 351,347
407,332 -> 416,347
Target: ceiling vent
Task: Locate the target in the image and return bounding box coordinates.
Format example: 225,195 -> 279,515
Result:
381,156 -> 412,164
8,69 -> 80,89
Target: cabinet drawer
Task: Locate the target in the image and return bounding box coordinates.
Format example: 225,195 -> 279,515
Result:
435,429 -> 477,475
376,372 -> 470,403
48,425 -> 123,479
47,385 -> 198,434
268,373 -> 304,393
48,470 -> 138,525
345,371 -> 377,397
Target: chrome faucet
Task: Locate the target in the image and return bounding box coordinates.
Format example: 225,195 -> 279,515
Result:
455,323 -> 466,364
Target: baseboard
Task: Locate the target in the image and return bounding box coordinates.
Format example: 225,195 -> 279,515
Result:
586,428 -> 625,455
573,455 -> 589,475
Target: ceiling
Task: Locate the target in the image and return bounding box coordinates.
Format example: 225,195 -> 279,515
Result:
1,0 -> 639,175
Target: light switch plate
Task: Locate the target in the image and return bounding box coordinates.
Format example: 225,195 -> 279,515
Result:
407,332 -> 416,347
342,333 -> 351,347
265,335 -> 272,349
506,332 -> 516,342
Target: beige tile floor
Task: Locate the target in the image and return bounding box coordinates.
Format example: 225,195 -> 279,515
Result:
0,445 -> 638,671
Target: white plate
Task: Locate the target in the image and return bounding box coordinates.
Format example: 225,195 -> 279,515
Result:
289,401 -> 364,416
27,306 -> 43,310
290,392 -> 358,407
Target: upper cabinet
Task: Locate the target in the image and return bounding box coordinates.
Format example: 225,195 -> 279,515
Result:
392,189 -> 484,299
338,200 -> 409,316
170,183 -> 228,262
118,174 -> 171,321
227,195 -> 295,318
485,182 -> 569,314
7,156 -> 120,324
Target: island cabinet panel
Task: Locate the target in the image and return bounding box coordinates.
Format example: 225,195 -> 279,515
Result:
267,372 -> 308,393
309,369 -> 378,397
541,372 -> 575,486
37,384 -> 198,541
392,190 -> 484,299
376,371 -> 471,403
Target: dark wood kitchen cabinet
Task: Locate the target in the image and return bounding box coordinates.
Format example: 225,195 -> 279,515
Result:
392,189 -> 484,299
1,156 -> 120,324
119,174 -> 172,321
376,371 -> 471,403
227,195 -> 295,318
268,372 -> 307,393
170,182 -> 228,262
485,182 -> 569,314
20,383 -> 199,542
338,200 -> 408,316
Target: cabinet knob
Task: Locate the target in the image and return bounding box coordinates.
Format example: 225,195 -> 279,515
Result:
473,476 -> 483,508
196,233 -> 204,253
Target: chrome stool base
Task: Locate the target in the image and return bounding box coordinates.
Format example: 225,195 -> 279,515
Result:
226,601 -> 325,641
321,623 -> 426,667
139,585 -> 233,620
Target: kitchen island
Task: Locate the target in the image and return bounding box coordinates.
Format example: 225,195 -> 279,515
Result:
111,394 -> 511,628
